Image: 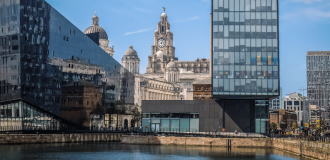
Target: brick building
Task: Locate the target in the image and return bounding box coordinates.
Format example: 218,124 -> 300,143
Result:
60,80 -> 102,127
193,78 -> 212,100
269,109 -> 297,130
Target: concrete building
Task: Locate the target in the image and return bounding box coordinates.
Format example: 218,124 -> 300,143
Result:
283,93 -> 304,125
269,87 -> 283,110
307,51 -> 330,126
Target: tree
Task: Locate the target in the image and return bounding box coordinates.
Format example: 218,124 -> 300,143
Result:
131,107 -> 141,127
292,122 -> 297,130
270,122 -> 277,131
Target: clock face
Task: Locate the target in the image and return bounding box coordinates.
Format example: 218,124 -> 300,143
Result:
157,38 -> 166,48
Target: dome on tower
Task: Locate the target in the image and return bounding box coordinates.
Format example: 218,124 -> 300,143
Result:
156,50 -> 164,57
166,61 -> 176,68
84,12 -> 108,40
161,12 -> 167,18
124,46 -> 138,56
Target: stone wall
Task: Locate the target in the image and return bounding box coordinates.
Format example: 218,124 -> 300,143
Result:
122,135 -> 330,159
121,135 -> 272,148
0,133 -> 122,144
272,138 -> 330,160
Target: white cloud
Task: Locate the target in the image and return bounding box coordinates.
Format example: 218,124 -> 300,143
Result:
281,8 -> 330,20
290,0 -> 323,4
174,16 -> 200,23
124,27 -> 154,35
133,7 -> 151,13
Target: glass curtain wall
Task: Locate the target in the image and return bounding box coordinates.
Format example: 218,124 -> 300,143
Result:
0,101 -> 71,131
0,0 -> 135,117
142,113 -> 199,132
212,0 -> 279,96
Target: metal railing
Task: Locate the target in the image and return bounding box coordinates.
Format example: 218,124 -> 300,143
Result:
270,133 -> 330,143
125,127 -> 269,138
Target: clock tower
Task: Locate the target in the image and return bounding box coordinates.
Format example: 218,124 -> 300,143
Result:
146,8 -> 178,74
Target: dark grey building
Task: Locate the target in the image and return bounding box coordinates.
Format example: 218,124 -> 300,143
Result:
0,0 -> 134,130
211,0 -> 280,133
142,100 -> 269,132
307,51 -> 330,126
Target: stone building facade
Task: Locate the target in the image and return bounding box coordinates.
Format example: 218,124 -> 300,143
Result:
84,12 -> 114,57
146,9 -> 210,75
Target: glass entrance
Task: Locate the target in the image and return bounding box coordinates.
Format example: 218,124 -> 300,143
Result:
151,123 -> 160,132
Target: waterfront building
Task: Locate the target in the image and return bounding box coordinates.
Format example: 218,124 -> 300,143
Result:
283,92 -> 303,125
307,51 -> 330,126
193,78 -> 212,100
269,109 -> 297,131
0,0 -> 134,130
211,0 -> 280,133
136,9 -> 210,102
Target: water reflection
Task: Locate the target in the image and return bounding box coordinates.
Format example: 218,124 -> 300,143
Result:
0,143 -> 310,160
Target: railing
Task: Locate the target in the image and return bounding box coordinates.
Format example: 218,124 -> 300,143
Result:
125,127 -> 270,138
0,126 -> 128,134
270,133 -> 330,143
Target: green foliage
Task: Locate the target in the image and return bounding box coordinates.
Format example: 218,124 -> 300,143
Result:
292,122 -> 297,129
270,122 -> 277,131
131,107 -> 141,127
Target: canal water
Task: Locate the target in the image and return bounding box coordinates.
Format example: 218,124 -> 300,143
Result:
0,143 -> 310,160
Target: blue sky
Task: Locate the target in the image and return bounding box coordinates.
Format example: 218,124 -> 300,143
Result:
46,0 -> 330,98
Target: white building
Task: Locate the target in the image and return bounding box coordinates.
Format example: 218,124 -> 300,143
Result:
283,92 -> 304,125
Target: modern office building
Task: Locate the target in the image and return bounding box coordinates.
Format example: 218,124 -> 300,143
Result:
283,92 -> 303,125
269,87 -> 282,110
0,0 -> 134,130
212,0 -> 279,133
307,51 -> 330,126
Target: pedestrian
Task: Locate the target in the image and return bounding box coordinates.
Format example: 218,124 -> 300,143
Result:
160,126 -> 162,132
139,125 -> 142,132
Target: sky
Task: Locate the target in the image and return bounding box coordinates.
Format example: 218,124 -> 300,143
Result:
46,0 -> 330,98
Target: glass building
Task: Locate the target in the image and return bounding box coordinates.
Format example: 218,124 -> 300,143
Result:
212,0 -> 279,133
212,0 -> 279,99
0,0 -> 134,130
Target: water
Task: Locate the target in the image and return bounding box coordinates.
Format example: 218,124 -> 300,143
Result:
0,143 -> 310,160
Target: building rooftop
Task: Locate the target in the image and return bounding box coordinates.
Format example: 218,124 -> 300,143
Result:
193,78 -> 211,85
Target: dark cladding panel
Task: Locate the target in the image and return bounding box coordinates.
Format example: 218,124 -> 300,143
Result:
149,101 -> 156,112
179,101 -> 185,113
184,101 -> 190,112
164,100 -> 170,112
244,103 -> 250,132
194,100 -> 200,112
142,101 -> 148,112
170,101 -> 179,113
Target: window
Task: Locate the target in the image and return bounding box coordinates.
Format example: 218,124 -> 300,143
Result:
287,101 -> 292,105
294,101 -> 299,105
